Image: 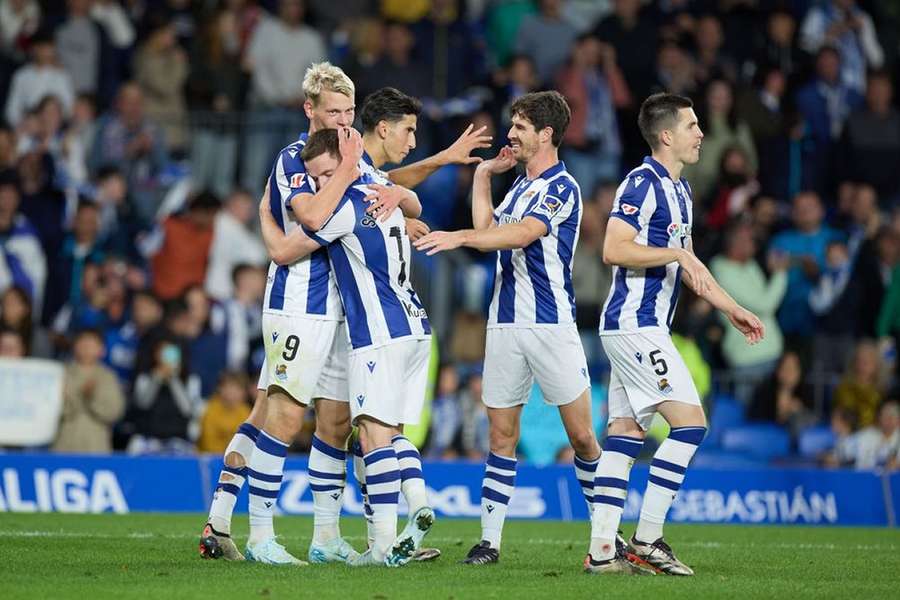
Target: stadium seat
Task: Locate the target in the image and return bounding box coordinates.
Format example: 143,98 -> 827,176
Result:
707,394 -> 746,447
797,425 -> 835,459
691,448 -> 767,469
721,424 -> 791,461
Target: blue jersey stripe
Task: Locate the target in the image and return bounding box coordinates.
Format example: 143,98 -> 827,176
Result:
267,165 -> 286,232
497,250 -> 516,323
666,265 -> 682,328
268,265 -> 288,310
636,181 -> 670,328
557,195 -> 579,321
328,243 -> 372,349
603,267 -> 628,330
524,242 -> 558,324
305,248 -> 330,315
351,200 -> 412,340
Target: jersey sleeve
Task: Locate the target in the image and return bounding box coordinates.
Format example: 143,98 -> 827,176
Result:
302,198 -> 355,246
609,172 -> 654,231
272,147 -> 315,213
523,178 -> 579,236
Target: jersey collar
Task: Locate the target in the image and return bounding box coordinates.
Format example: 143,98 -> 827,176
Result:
528,160 -> 566,182
298,131 -> 309,143
643,156 -> 671,180
362,150 -> 375,168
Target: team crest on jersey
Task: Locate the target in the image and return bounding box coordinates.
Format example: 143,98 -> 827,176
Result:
657,378 -> 673,395
275,364 -> 288,382
621,203 -> 639,215
360,214 -> 377,228
290,173 -> 305,188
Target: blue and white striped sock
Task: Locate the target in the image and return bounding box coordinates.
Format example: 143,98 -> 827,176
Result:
392,434 -> 428,515
589,435 -> 644,560
352,441 -> 375,549
574,454 -> 600,517
480,452 -> 517,549
364,446 -> 401,557
247,430 -> 289,545
208,422 -> 259,534
635,426 -> 706,543
309,435 -> 347,544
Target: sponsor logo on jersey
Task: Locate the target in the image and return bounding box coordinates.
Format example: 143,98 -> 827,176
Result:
498,214 -> 521,225
360,215 -> 377,228
402,301 -> 428,319
620,203 -> 639,216
667,223 -> 692,238
366,361 -> 376,373
290,173 -> 305,188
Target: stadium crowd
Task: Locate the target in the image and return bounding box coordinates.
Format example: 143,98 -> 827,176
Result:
0,0 -> 898,470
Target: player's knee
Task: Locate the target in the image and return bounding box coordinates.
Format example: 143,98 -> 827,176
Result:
224,451 -> 246,469
489,424 -> 519,454
568,428 -> 599,457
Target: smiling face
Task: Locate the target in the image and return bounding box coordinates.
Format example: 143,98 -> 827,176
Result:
507,113 -> 544,163
305,89 -> 355,133
380,114 -> 417,164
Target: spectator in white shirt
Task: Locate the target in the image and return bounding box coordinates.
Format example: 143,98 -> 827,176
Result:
0,0 -> 41,59
204,188 -> 267,301
4,31 -> 75,127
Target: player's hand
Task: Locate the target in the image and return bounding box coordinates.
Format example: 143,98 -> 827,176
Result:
439,123 -> 493,165
258,180 -> 271,218
413,230 -> 465,255
365,183 -> 408,221
728,306 -> 765,345
677,249 -> 713,295
338,126 -> 364,168
405,218 -> 431,242
476,146 -> 517,176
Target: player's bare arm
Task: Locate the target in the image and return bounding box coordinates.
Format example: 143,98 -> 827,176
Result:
291,127 -> 364,231
472,146 -> 517,230
364,183 -> 422,220
414,215 -> 545,256
259,184 -> 321,264
387,123 -> 493,188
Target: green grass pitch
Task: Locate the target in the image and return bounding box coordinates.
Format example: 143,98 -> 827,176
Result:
1,513 -> 898,599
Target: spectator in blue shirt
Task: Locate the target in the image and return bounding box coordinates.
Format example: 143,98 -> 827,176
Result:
0,169 -> 47,315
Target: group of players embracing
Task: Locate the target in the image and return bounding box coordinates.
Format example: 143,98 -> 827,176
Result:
198,61 -> 765,576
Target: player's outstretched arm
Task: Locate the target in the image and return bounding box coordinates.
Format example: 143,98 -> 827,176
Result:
259,184 -> 322,264
387,124 -> 493,189
413,216 -> 545,255
603,218 -> 711,283
473,146 -> 516,230
292,127 -> 364,231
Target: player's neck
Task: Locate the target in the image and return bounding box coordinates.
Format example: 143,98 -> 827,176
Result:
524,148 -> 559,180
362,133 -> 387,168
651,151 -> 684,180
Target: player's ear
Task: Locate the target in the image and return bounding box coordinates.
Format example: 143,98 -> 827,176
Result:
541,126 -> 552,144
659,128 -> 673,148
378,120 -> 389,140
303,99 -> 314,120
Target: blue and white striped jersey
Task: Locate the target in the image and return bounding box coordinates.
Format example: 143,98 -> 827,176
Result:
304,183 -> 431,352
488,161 -> 582,327
262,132 -> 344,320
599,156 -> 694,334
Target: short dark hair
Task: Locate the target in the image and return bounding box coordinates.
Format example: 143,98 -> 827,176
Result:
301,128 -> 341,162
509,91 -> 571,147
638,92 -> 694,150
360,87 -> 422,133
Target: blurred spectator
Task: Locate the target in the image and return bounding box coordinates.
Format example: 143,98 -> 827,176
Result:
839,71 -> 900,202
127,334 -> 203,454
18,95 -> 88,191
0,169 -> 47,315
205,188 -> 266,301
4,30 -> 74,127
93,166 -> 142,262
592,0 -> 657,100
748,351 -> 815,440
105,288 -> 162,385
705,147 -> 760,231
556,35 -> 626,196
460,371 -> 489,459
89,82 -> 170,226
147,190 -> 218,300
54,0 -> 110,97
484,0 -> 536,68
831,401 -> 900,470
51,328 -> 125,453
692,14 -> 738,86
492,54 -> 539,131
342,17 -> 385,100
749,10 -> 804,84
800,0 -> 883,95
184,284 -> 232,397
809,240 -> 861,373
90,0 -> 135,50
43,200 -> 105,325
514,0 -> 577,86
220,263 -> 265,374
353,21 -> 429,106
737,66 -> 789,199
1,284 -> 49,357
241,0 -> 325,194
769,191 -> 842,348
573,184 -> 613,369
196,370 -> 251,453
822,406 -> 857,467
0,0 -> 41,60
683,78 -> 757,204
427,364 -> 463,458
0,325 -> 26,357
653,41 -> 698,98
15,149 -> 66,260
833,339 -> 886,429
795,46 -> 863,195
411,0 -> 486,99
0,125 -> 16,170
134,18 -> 189,154
711,221 -> 788,400
187,6 -> 245,198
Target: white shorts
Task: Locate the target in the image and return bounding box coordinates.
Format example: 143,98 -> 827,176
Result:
261,313 -> 349,405
482,326 -> 590,409
348,338 -> 431,426
600,329 -> 701,431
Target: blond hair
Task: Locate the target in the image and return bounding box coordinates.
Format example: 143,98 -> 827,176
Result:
303,62 -> 355,106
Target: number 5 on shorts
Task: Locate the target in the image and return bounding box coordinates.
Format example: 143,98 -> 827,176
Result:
649,349 -> 668,375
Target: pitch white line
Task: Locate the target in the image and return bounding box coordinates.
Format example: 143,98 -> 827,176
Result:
0,530 -> 895,552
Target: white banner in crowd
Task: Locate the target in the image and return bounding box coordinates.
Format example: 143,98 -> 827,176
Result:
0,358 -> 64,446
